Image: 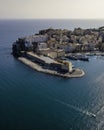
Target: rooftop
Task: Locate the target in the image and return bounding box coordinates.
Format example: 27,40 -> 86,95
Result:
27,52 -> 59,64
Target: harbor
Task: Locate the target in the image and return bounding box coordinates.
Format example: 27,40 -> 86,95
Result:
65,51 -> 104,61
66,54 -> 89,61
12,27 -> 104,79
12,27 -> 104,78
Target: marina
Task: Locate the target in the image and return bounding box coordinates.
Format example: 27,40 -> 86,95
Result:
66,54 -> 89,61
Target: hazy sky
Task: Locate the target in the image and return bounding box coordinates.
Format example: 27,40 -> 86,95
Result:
0,0 -> 104,19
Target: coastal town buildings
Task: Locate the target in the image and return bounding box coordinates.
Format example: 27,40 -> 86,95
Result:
12,27 -> 104,77
13,27 -> 104,55
25,35 -> 48,44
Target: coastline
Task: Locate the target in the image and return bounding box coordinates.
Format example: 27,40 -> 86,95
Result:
18,57 -> 85,78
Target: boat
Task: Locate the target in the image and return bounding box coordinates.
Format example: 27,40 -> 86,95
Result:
76,55 -> 89,61
86,111 -> 96,118
91,113 -> 96,118
66,54 -> 89,61
79,56 -> 89,61
66,55 -> 78,60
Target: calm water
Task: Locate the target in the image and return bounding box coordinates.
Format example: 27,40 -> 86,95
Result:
1,19 -> 104,130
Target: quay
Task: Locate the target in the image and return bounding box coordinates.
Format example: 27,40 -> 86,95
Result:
18,56 -> 85,78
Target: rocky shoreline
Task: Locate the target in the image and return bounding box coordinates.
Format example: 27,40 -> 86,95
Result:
18,57 -> 85,78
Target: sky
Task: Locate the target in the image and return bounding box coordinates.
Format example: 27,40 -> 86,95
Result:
0,0 -> 104,19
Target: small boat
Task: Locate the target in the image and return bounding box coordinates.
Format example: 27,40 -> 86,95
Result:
66,55 -> 78,60
91,113 -> 96,118
86,111 -> 96,118
76,55 -> 89,61
79,56 -> 89,61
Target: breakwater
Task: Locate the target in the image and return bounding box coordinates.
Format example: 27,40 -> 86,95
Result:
18,57 -> 85,78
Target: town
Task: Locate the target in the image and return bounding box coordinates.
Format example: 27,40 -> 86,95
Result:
12,27 -> 104,78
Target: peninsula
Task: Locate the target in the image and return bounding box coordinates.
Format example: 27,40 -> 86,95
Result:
13,27 -> 104,78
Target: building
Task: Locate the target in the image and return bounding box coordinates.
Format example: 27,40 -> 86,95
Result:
37,43 -> 48,50
24,35 -> 48,52
25,35 -> 48,44
25,52 -> 71,73
61,43 -> 76,53
61,60 -> 73,73
25,41 -> 33,51
47,49 -> 65,59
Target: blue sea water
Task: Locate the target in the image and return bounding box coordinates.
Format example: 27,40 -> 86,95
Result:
1,19 -> 104,130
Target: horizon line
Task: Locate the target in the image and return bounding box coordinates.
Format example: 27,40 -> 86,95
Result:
1,18 -> 104,20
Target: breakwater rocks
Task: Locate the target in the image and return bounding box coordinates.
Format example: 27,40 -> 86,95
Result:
18,57 -> 85,78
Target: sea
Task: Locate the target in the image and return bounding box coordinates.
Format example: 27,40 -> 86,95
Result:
0,19 -> 104,130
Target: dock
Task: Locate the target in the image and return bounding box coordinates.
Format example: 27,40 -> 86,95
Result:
18,57 -> 85,78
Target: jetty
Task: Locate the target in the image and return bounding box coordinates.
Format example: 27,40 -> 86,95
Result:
18,56 -> 85,78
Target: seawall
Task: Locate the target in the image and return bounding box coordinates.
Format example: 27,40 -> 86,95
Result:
18,57 -> 85,78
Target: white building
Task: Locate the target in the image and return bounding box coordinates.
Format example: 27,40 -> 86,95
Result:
37,43 -> 48,50
25,35 -> 48,44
